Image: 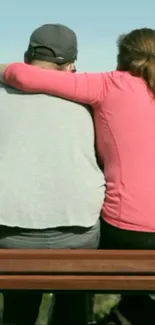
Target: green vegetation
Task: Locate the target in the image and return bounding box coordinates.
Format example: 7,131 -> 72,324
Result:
37,294 -> 120,323
0,293 -> 120,324
37,293 -> 120,323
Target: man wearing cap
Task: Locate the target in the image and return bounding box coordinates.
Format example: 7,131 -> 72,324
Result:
0,24 -> 104,325
24,24 -> 77,71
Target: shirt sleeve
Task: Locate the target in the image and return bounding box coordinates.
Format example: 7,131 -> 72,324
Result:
4,63 -> 111,107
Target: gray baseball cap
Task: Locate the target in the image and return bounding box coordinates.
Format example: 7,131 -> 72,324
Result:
25,24 -> 78,64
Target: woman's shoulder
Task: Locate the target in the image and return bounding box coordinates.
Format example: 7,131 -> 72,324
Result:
104,70 -> 144,90
100,70 -> 133,88
98,70 -> 135,98
105,70 -> 132,80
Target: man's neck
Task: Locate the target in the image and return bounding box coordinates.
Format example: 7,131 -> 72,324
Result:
30,60 -> 57,70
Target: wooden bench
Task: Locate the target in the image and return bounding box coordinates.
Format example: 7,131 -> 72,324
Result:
0,250 -> 155,291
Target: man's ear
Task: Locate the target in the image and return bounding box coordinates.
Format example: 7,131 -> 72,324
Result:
24,51 -> 30,64
65,63 -> 75,72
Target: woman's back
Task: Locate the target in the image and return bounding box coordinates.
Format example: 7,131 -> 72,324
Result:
97,70 -> 155,231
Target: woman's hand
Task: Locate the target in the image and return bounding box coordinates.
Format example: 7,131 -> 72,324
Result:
0,64 -> 9,82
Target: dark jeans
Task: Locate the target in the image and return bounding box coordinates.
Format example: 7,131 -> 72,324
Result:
47,293 -> 90,325
100,219 -> 155,325
0,220 -> 100,325
3,292 -> 90,325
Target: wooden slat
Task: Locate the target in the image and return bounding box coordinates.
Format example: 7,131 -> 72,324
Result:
0,250 -> 155,291
0,250 -> 155,274
1,249 -> 155,259
0,275 -> 155,290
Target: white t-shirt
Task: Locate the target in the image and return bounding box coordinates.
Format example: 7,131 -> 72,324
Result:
0,85 -> 104,228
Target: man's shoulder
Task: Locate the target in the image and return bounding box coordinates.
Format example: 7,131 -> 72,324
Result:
49,95 -> 90,107
50,96 -> 92,115
0,86 -> 91,115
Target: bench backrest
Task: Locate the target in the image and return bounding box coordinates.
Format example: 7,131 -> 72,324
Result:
0,250 -> 155,291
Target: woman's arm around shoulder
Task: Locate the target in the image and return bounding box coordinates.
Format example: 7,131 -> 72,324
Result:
4,63 -> 114,107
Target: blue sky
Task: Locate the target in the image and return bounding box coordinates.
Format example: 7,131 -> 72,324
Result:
1,0 -> 155,71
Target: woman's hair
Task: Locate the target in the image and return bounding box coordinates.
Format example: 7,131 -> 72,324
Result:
117,28 -> 155,95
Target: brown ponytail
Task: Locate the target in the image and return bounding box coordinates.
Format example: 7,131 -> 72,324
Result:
117,28 -> 155,95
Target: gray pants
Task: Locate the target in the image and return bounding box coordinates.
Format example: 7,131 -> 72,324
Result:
0,219 -> 100,325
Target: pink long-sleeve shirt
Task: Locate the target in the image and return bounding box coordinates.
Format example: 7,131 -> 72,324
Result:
4,63 -> 155,232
